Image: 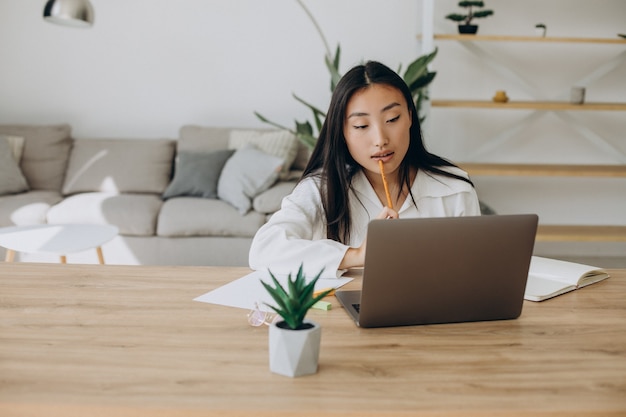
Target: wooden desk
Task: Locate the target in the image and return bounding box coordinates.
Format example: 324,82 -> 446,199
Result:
1,263 -> 625,417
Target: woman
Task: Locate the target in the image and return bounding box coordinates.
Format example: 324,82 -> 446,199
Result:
249,61 -> 480,277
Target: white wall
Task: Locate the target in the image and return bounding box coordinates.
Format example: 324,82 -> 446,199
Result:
0,0 -> 420,138
1,0 -> 625,256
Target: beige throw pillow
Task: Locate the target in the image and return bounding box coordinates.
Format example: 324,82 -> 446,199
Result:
0,124 -> 72,191
0,137 -> 29,195
1,135 -> 25,162
229,130 -> 298,180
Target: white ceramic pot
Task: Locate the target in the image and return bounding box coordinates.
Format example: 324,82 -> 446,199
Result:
268,319 -> 321,377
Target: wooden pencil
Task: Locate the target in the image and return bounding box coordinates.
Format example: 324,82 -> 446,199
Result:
378,160 -> 393,210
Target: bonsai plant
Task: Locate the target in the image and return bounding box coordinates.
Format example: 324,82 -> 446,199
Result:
446,1 -> 494,34
261,264 -> 332,377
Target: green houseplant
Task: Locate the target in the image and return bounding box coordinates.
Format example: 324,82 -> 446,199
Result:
261,264 -> 332,377
446,1 -> 494,34
255,0 -> 438,150
255,48 -> 437,150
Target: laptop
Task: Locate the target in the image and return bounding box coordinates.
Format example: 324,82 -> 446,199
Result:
335,214 -> 538,328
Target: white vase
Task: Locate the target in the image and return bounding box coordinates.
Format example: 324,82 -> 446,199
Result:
268,319 -> 321,377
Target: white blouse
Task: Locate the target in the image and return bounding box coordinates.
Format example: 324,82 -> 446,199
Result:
249,166 -> 480,278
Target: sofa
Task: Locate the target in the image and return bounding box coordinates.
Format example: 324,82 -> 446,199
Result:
0,124 -> 310,266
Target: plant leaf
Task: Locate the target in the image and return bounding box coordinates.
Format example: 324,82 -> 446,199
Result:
260,265 -> 330,329
262,272 -> 290,310
293,94 -> 327,119
408,71 -> 437,92
253,112 -> 297,135
403,48 -> 437,87
459,1 -> 485,7
325,44 -> 342,92
297,133 -> 318,150
474,10 -> 494,18
295,120 -> 313,137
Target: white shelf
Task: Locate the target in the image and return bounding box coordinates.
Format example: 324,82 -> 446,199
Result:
431,34 -> 626,44
420,1 -> 626,242
432,100 -> 626,111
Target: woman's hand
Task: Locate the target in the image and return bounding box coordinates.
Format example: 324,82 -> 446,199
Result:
378,206 -> 399,220
339,207 -> 399,269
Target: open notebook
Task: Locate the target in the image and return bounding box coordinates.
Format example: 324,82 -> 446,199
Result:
335,214 -> 538,328
524,256 -> 610,301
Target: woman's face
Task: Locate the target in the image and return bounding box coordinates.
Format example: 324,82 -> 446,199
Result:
343,84 -> 412,179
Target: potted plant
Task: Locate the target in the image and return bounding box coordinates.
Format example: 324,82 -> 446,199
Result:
535,23 -> 547,37
261,264 -> 332,377
445,1 -> 494,35
255,0 -> 438,150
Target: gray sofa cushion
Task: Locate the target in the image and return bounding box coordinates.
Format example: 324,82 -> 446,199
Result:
62,138 -> 176,195
157,197 -> 266,238
47,192 -> 163,236
162,149 -> 235,200
0,191 -> 63,226
252,181 -> 297,214
0,124 -> 72,191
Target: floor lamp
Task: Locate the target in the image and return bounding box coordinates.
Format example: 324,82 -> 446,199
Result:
43,0 -> 95,27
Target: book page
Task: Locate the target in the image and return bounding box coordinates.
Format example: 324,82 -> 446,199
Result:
524,276 -> 576,301
578,272 -> 611,288
528,256 -> 607,286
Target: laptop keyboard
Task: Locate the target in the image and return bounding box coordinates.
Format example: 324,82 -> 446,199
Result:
352,303 -> 361,313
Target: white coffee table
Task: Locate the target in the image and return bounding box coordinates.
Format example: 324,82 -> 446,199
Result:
0,224 -> 119,264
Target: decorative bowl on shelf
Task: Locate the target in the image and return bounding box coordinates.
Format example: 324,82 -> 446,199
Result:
492,90 -> 509,103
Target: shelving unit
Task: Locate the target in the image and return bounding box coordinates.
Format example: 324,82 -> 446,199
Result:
432,100 -> 626,111
420,1 -> 626,243
458,163 -> 626,178
433,34 -> 626,45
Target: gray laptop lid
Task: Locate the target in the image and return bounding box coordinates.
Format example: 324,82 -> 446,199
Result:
335,214 -> 538,328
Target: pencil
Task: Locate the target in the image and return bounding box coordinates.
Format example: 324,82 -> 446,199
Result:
313,287 -> 335,298
378,160 -> 393,210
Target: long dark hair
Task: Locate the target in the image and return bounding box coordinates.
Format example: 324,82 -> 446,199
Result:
302,61 -> 473,244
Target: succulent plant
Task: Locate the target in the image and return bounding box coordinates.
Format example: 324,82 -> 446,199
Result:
261,264 -> 332,330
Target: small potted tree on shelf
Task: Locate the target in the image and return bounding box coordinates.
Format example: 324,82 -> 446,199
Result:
446,1 -> 494,35
261,264 -> 332,377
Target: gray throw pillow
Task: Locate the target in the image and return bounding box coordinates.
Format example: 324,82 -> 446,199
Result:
0,137 -> 29,195
162,149 -> 235,200
217,145 -> 283,215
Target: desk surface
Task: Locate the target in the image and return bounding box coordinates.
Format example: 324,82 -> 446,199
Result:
1,263 -> 625,417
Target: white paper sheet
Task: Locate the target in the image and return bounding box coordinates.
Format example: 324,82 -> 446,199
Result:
193,270 -> 353,312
